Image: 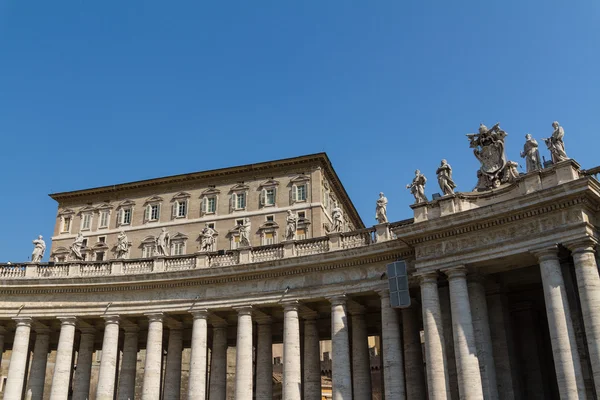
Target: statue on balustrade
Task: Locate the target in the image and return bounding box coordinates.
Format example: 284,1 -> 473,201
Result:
332,202 -> 345,232
31,235 -> 46,263
375,192 -> 388,223
284,210 -> 297,240
436,160 -> 456,196
200,224 -> 217,252
406,170 -> 427,203
520,134 -> 543,172
115,231 -> 130,259
156,228 -> 170,256
544,121 -> 569,163
239,218 -> 251,247
70,232 -> 84,260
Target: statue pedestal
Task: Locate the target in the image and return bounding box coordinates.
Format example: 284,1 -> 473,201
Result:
374,223 -> 391,242
111,261 -> 123,274
153,257 -> 165,272
410,202 -> 429,223
439,195 -> 457,217
328,232 -> 342,250
195,252 -> 208,268
283,241 -> 295,258
553,159 -> 581,184
239,247 -> 251,264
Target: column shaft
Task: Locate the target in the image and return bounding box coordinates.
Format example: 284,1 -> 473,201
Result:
402,302 -> 427,400
96,316 -> 121,400
164,328 -> 183,400
303,318 -> 321,400
27,330 -> 51,400
380,292 -> 406,400
487,293 -> 516,400
256,320 -> 273,400
142,313 -> 164,400
188,312 -> 208,400
209,326 -> 228,400
283,305 -> 302,400
351,312 -> 372,400
73,330 -> 95,400
118,328 -> 139,400
420,273 -> 449,400
4,318 -> 32,400
330,297 -> 352,400
235,308 -> 253,400
537,250 -> 586,399
0,327 -> 5,372
49,317 -> 77,400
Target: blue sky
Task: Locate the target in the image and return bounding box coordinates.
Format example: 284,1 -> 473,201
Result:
0,1 -> 598,261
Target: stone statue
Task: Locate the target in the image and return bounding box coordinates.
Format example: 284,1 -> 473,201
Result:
70,232 -> 85,260
520,134 -> 542,172
375,192 -> 388,223
543,121 -> 568,163
284,210 -> 297,241
436,160 -> 456,196
503,161 -> 520,183
332,203 -> 345,232
115,231 -> 130,259
239,218 -> 251,247
31,235 -> 46,263
200,224 -> 217,252
156,228 -> 170,256
406,170 -> 427,203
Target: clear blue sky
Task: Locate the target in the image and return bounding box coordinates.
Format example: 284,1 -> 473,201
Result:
1,1 -> 598,261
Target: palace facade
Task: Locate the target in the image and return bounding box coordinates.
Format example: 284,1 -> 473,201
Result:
0,148 -> 599,400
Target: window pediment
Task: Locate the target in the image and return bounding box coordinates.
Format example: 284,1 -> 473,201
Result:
230,183 -> 249,192
58,208 -> 75,217
96,203 -> 113,211
144,196 -> 164,205
78,206 -> 96,215
171,192 -> 191,201
52,246 -> 70,255
201,188 -> 220,196
258,221 -> 279,230
290,175 -> 310,184
170,232 -> 188,242
141,236 -> 156,244
118,200 -> 136,208
259,179 -> 280,188
92,242 -> 109,250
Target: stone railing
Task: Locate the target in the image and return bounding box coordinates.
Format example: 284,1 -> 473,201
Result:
0,223 -> 395,279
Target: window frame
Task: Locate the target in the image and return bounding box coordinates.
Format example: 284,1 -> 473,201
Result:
80,213 -> 93,231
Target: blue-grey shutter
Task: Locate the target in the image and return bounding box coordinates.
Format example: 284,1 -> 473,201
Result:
386,260 -> 411,308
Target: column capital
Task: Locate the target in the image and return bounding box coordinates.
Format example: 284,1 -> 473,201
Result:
233,306 -> 253,316
327,294 -> 347,306
441,265 -> 468,280
103,315 -> 120,325
376,288 -> 390,299
190,309 -> 209,319
531,245 -> 559,262
416,271 -> 439,285
57,316 -> 78,327
12,317 -> 33,327
564,237 -> 598,254
144,312 -> 164,323
281,300 -> 300,312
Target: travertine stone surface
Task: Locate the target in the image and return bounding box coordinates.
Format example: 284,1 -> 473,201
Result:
379,292 -> 406,400
351,311 -> 372,400
402,302 -> 427,400
255,318 -> 273,400
330,297 -> 352,400
5,318 -> 32,400
468,276 -> 498,400
73,329 -> 96,400
486,292 -> 516,400
117,327 -> 139,400
27,329 -> 50,400
536,249 -> 586,399
209,325 -> 228,400
303,316 -> 321,400
50,317 -> 77,400
235,308 -> 253,400
283,304 -> 302,400
188,312 -> 208,400
142,313 -> 164,400
439,286 -> 459,400
164,328 -> 183,400
420,273 -> 450,400
96,316 -> 121,400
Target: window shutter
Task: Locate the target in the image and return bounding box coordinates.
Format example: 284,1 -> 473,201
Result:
117,209 -> 123,225
157,203 -> 161,220
260,189 -> 266,207
230,194 -> 236,212
304,183 -> 309,200
144,205 -> 149,222
201,197 -> 207,214
273,187 -> 277,205
172,203 -> 177,218
291,185 -> 297,203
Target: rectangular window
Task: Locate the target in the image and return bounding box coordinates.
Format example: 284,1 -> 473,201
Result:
296,228 -> 306,240
95,252 -> 104,261
236,219 -> 244,226
98,236 -> 106,243
62,217 -> 71,233
142,245 -> 155,258
297,185 -> 307,201
81,214 -> 92,230
150,204 -> 160,221
265,188 -> 275,205
264,232 -> 275,245
82,239 -> 88,248
207,197 -> 216,213
266,215 -> 274,222
298,211 -> 306,219
231,236 -> 240,250
172,242 -> 185,256
207,222 -> 215,229
99,211 -> 109,228
236,193 -> 246,209
176,201 -> 187,218
119,208 -> 132,225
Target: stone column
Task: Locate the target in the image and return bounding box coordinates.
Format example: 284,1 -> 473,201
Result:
568,239 -> 600,396
4,317 -> 32,400
379,291 -> 406,400
163,326 -> 183,400
444,266 -> 483,400
283,303 -> 302,400
303,315 -> 321,400
468,275 -> 498,400
209,324 -> 228,400
72,328 -> 95,400
0,326 -> 6,373
188,311 -> 208,400
142,313 -> 164,400
535,248 -> 586,398
255,317 -> 273,400
419,272 -> 449,400
439,285 -> 459,400
486,291 -> 516,400
96,316 -> 121,400
117,326 -> 139,400
402,301 -> 427,400
351,310 -> 372,400
329,296 -> 352,400
49,316 -> 77,400
235,307 -> 253,400
27,328 -> 50,400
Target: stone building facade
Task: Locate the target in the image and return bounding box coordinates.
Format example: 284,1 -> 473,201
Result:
0,147 -> 599,400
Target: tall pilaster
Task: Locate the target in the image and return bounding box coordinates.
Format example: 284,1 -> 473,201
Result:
329,296 -> 352,400
117,326 -> 139,400
535,248 -> 586,399
255,317 -> 273,400
350,309 -> 372,400
209,324 -> 228,400
142,313 -> 164,400
164,325 -> 183,400
419,272 -> 449,400
402,301 -> 427,400
283,303 -> 302,400
235,307 -> 253,400
27,328 -> 51,400
49,317 -> 78,400
4,317 -> 32,400
96,316 -> 121,400
567,239 -> 600,396
188,311 -> 208,400
303,315 -> 321,400
468,275 -> 498,400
